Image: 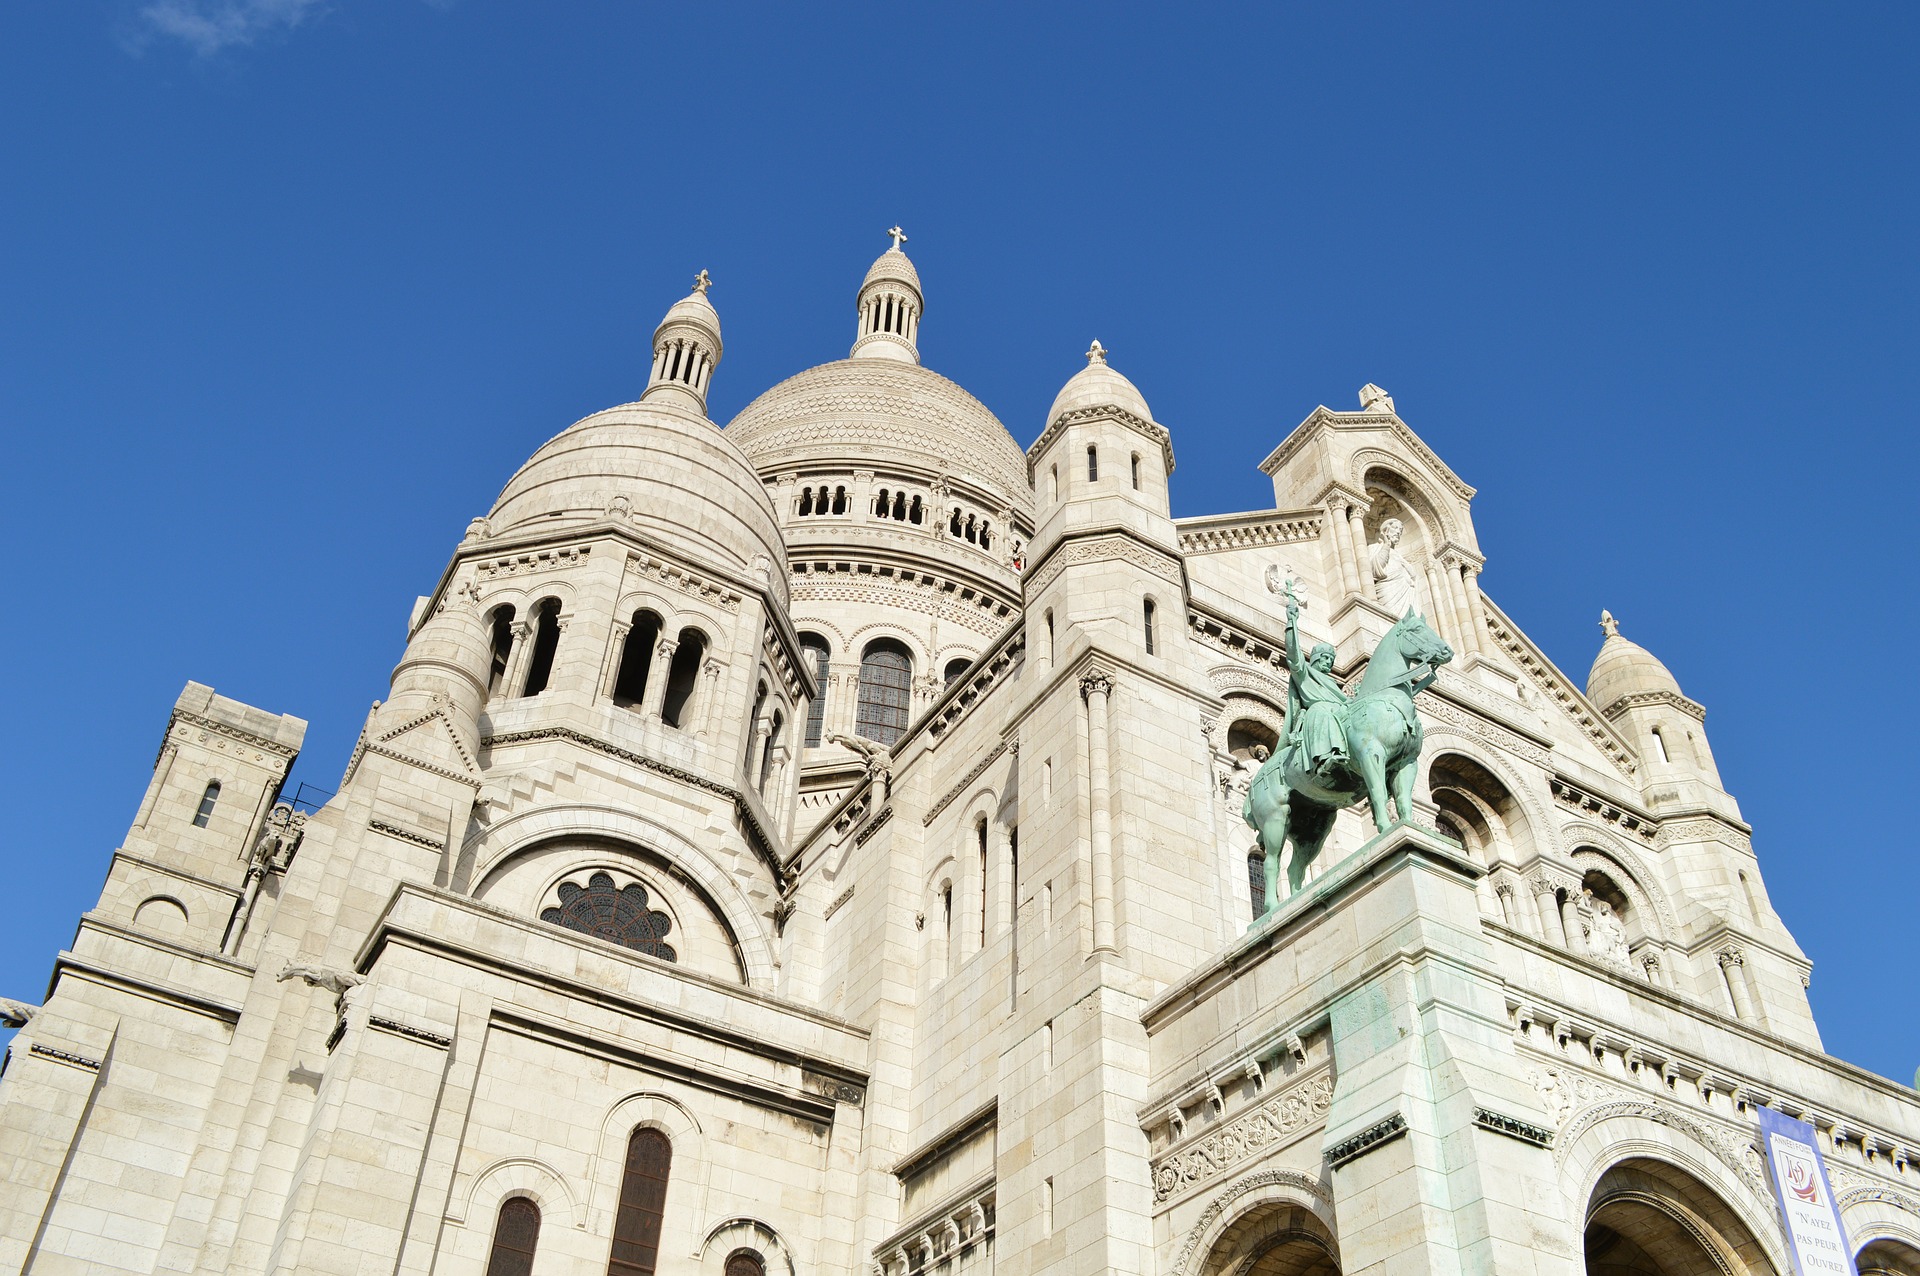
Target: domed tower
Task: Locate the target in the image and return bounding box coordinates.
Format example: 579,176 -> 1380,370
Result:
726,233 -> 1036,824
341,275 -> 812,988
1586,609 -> 1724,793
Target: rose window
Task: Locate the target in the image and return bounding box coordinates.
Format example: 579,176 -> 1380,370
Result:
541,871 -> 676,961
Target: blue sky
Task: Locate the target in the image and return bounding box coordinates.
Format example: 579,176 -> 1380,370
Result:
1,4 -> 1915,1083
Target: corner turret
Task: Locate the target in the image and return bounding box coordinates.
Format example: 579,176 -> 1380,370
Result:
641,271 -> 723,414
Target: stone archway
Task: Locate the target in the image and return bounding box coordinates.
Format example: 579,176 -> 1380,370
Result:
1584,1158 -> 1779,1275
1196,1199 -> 1340,1276
1859,1237 -> 1920,1276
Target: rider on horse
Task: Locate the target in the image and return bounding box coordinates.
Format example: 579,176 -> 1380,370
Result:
1279,577 -> 1351,785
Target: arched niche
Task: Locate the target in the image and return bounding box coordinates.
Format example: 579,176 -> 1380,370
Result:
461,804 -> 777,988
453,1154 -> 584,1229
133,895 -> 190,939
1858,1235 -> 1920,1276
701,1217 -> 799,1276
592,1090 -> 712,1260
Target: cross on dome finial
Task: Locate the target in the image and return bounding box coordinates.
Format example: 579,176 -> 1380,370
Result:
1086,340 -> 1108,365
1599,609 -> 1620,638
692,269 -> 712,295
887,226 -> 908,251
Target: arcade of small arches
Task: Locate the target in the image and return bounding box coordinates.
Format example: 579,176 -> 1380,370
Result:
792,630 -> 982,751
786,475 -> 1011,557
482,598 -> 714,730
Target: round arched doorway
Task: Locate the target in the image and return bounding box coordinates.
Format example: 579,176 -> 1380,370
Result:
1584,1157 -> 1778,1274
1859,1237 -> 1920,1275
1197,1198 -> 1339,1276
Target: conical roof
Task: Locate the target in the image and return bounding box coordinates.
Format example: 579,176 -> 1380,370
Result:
1586,611 -> 1685,711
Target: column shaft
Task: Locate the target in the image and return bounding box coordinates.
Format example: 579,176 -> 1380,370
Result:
1084,676 -> 1116,954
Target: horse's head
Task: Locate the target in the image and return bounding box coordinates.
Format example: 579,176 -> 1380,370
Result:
1393,610 -> 1454,672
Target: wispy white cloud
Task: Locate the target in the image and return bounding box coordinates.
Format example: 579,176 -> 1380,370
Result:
133,0 -> 330,56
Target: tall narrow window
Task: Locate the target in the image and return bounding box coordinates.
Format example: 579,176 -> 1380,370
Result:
943,657 -> 971,687
855,640 -> 913,746
661,629 -> 706,727
613,611 -> 662,706
1131,452 -> 1141,489
893,491 -> 907,520
485,1197 -> 540,1276
1044,610 -> 1055,662
487,605 -> 517,697
192,781 -> 221,828
1143,598 -> 1157,655
909,495 -> 923,524
1049,464 -> 1058,502
745,681 -> 768,770
831,486 -> 848,514
950,508 -> 963,536
1087,445 -> 1098,482
608,1128 -> 671,1276
874,488 -> 890,517
798,488 -> 814,516
1248,849 -> 1266,919
977,817 -> 989,946
759,710 -> 785,792
725,1253 -> 766,1276
800,635 -> 830,747
1649,725 -> 1670,764
520,599 -> 562,697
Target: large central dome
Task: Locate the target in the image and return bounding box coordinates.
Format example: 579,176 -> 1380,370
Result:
725,357 -> 1032,512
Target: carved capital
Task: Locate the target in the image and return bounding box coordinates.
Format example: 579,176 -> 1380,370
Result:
1079,672 -> 1114,702
1716,946 -> 1745,968
656,639 -> 678,660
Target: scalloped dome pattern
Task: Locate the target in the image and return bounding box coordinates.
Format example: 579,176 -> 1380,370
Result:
725,359 -> 1032,509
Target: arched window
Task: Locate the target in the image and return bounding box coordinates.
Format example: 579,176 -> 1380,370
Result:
1087,445 -> 1098,482
949,507 -> 963,536
1649,725 -> 1671,764
1048,464 -> 1058,502
797,488 -> 813,516
1131,452 -> 1141,489
1143,598 -> 1157,655
800,635 -> 830,748
831,486 -> 848,514
724,1250 -> 766,1276
661,629 -> 706,727
744,680 -> 768,770
943,657 -> 971,687
1044,610 -> 1055,662
980,521 -> 992,551
874,488 -> 890,517
487,604 -> 516,697
908,494 -> 923,524
759,709 -> 785,791
893,490 -> 907,520
855,641 -> 913,746
520,599 -> 562,697
543,871 -> 676,961
608,1128 -> 672,1276
485,1197 -> 540,1276
612,611 -> 663,707
977,817 -> 989,945
964,514 -> 977,543
192,781 -> 221,828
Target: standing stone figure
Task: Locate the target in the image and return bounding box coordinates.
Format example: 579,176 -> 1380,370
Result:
1368,517 -> 1424,618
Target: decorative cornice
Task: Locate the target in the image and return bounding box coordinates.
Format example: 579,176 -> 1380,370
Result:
479,544 -> 591,581
368,1016 -> 452,1048
1482,601 -> 1638,778
622,549 -> 744,615
1326,1113 -> 1409,1169
29,1043 -> 101,1071
1175,510 -> 1323,556
925,742 -> 1008,826
164,709 -> 301,768
1473,1107 -> 1553,1148
1259,406 -> 1476,501
1022,529 -> 1184,600
1602,688 -> 1707,723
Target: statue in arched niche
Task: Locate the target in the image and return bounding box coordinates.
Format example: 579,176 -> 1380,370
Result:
1368,517 -> 1424,619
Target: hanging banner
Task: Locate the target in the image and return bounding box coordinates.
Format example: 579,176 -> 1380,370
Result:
1757,1107 -> 1858,1276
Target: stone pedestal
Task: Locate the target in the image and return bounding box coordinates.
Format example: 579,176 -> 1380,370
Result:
1299,824 -> 1577,1275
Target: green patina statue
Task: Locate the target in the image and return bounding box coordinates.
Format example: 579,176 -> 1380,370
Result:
1242,568 -> 1454,914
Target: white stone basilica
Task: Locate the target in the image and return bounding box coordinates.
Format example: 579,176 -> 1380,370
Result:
3,236 -> 1917,1276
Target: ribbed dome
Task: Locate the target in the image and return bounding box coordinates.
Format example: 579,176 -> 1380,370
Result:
490,401 -> 786,601
659,287 -> 721,337
725,359 -> 1032,510
862,248 -> 922,296
1046,345 -> 1154,424
1586,612 -> 1685,711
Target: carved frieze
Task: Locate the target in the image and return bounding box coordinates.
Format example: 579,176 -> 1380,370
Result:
1149,1069 -> 1333,1202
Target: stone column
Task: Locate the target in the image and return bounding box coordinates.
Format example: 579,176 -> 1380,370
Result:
600,620 -> 632,698
500,619 -> 536,697
1081,673 -> 1117,954
1532,877 -> 1567,948
1439,559 -> 1475,653
1423,562 -> 1452,636
1346,505 -> 1372,603
1326,499 -> 1357,597
1462,565 -> 1493,656
1558,891 -> 1586,955
639,639 -> 677,721
1718,948 -> 1755,1018
852,469 -> 876,523
697,658 -> 722,738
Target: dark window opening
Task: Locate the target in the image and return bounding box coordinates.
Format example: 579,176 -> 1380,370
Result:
745,681 -> 768,770
831,486 -> 848,514
1131,452 -> 1141,489
613,611 -> 662,706
798,488 -> 814,516
1248,849 -> 1267,919
608,1128 -> 672,1276
725,1251 -> 767,1276
801,636 -> 831,748
661,629 -> 706,727
909,494 -> 923,524
1143,598 -> 1157,655
487,605 -> 517,697
192,781 -> 221,828
520,599 -> 562,697
1087,445 -> 1098,482
484,1197 -> 540,1276
759,709 -> 785,792
543,871 -> 675,961
855,640 -> 913,746
943,657 -> 971,687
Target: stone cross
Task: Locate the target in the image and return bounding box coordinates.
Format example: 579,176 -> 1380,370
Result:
1086,339 -> 1108,365
888,226 -> 908,251
692,269 -> 712,295
1359,383 -> 1395,413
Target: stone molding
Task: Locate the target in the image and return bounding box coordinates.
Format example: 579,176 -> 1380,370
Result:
1175,511 -> 1323,556
872,1175 -> 994,1276
479,545 -> 593,581
1258,406 -> 1476,501
1602,687 -> 1707,724
1022,530 -> 1185,600
1483,605 -> 1638,778
1150,1069 -> 1334,1202
1326,1113 -> 1408,1169
1473,1107 -> 1553,1147
1170,1168 -> 1335,1276
28,1043 -> 101,1071
1551,777 -> 1658,844
924,742 -> 1008,826
1025,401 -> 1175,475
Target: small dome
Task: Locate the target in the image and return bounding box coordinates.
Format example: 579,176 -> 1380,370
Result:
490,401 -> 786,603
1586,611 -> 1685,710
1045,341 -> 1153,425
659,286 -> 721,340
862,248 -> 922,297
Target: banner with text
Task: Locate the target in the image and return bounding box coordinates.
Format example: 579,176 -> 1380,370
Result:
1758,1107 -> 1857,1276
